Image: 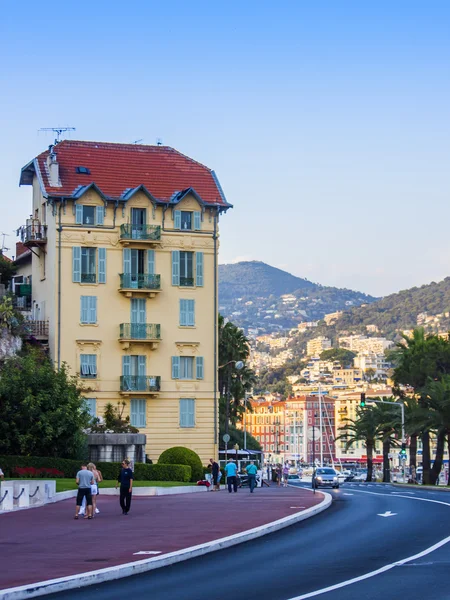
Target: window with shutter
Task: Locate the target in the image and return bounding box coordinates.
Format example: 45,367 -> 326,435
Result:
179,399 -> 195,428
174,210 -> 181,229
84,398 -> 96,418
196,252 -> 203,286
147,249 -> 155,275
180,356 -> 194,379
80,354 -> 97,378
76,204 -> 83,224
73,247 -> 81,283
196,356 -> 204,379
180,299 -> 195,326
130,399 -> 146,427
194,211 -> 201,230
80,296 -> 97,324
96,206 -> 105,226
172,251 -> 180,286
98,248 -> 106,283
171,356 -> 180,379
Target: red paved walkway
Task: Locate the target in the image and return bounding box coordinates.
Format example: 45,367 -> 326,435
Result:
0,486 -> 323,591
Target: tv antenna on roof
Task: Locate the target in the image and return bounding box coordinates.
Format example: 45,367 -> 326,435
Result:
133,139 -> 143,145
0,232 -> 10,254
39,127 -> 76,145
156,138 -> 163,146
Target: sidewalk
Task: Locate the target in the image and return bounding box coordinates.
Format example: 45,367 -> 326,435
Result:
0,485 -> 325,593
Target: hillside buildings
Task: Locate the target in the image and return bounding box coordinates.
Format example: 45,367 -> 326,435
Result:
18,139 -> 231,463
338,334 -> 393,354
306,336 -> 331,357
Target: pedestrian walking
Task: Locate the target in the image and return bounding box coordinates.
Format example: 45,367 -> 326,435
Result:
283,463 -> 290,487
74,464 -> 94,520
210,458 -> 220,491
115,459 -> 134,515
87,463 -> 103,515
274,464 -> 282,487
246,460 -> 258,493
225,459 -> 238,493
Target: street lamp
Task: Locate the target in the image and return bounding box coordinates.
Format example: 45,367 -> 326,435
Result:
218,360 -> 244,461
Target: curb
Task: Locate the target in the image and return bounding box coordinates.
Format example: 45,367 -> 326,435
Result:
0,490 -> 332,599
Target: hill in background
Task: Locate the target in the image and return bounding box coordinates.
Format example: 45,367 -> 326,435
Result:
218,261 -> 377,333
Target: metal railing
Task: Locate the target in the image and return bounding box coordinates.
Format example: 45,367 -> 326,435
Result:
120,376 -> 161,392
21,222 -> 47,245
25,320 -> 49,337
119,323 -> 161,340
180,276 -> 194,287
119,273 -> 161,290
81,273 -> 96,284
120,224 -> 161,241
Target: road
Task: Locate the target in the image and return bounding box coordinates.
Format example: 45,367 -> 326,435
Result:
53,482 -> 450,600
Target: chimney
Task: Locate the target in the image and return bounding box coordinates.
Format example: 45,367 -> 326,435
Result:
46,146 -> 60,187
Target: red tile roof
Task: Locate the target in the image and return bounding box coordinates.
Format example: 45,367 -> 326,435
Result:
23,140 -> 229,207
15,242 -> 31,260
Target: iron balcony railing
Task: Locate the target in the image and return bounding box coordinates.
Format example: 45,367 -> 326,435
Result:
21,221 -> 47,245
120,224 -> 161,241
180,276 -> 194,287
120,376 -> 161,393
24,320 -> 49,337
81,273 -> 96,284
119,323 -> 161,340
119,273 -> 161,290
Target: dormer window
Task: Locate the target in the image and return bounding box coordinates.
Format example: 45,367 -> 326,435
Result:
76,166 -> 91,174
76,205 -> 105,226
174,210 -> 201,231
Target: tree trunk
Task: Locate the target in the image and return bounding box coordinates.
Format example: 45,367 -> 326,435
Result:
382,439 -> 390,483
410,434 -> 417,470
422,430 -> 431,485
366,441 -> 374,482
430,429 -> 445,485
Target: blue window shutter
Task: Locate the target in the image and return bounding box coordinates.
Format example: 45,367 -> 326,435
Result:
179,399 -> 186,427
180,299 -> 187,326
138,399 -> 146,427
188,299 -> 195,326
122,355 -> 131,379
130,399 -> 138,426
196,356 -> 204,380
196,252 -> 204,286
96,206 -> 104,226
73,247 -> 81,282
76,204 -> 83,224
80,296 -> 88,323
138,355 -> 146,377
172,356 -> 180,379
80,355 -> 88,375
147,249 -> 155,275
90,355 -> 97,376
89,297 -> 97,323
172,251 -> 180,286
188,399 -> 195,427
123,248 -> 132,274
174,210 -> 181,229
194,211 -> 201,230
98,248 -> 106,283
131,299 -> 138,323
85,398 -> 96,418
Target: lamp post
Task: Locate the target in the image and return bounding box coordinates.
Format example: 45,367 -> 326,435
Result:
243,392 -> 252,450
312,412 -> 317,494
219,360 -> 244,462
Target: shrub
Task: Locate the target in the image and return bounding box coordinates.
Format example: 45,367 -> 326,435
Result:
158,447 -> 203,482
138,464 -> 191,482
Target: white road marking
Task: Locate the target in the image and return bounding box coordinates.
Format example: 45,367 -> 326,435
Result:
343,493 -> 354,496
392,491 -> 415,495
287,489 -> 450,599
290,506 -> 306,509
377,511 -> 397,517
133,551 -> 162,555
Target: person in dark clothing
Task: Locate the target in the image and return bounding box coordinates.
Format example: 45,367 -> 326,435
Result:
209,458 -> 220,491
115,459 -> 134,514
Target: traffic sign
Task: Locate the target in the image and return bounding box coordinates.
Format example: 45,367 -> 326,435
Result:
222,434 -> 230,443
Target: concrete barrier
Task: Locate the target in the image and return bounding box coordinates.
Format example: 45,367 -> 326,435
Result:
13,483 -> 29,509
0,484 -> 13,511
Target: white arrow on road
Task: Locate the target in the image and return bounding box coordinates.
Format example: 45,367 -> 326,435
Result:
377,511 -> 397,517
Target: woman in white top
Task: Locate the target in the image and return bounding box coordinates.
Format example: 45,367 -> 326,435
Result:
80,463 -> 103,515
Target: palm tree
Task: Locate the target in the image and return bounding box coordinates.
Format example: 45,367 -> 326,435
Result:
370,400 -> 401,483
337,407 -> 379,482
423,376 -> 450,485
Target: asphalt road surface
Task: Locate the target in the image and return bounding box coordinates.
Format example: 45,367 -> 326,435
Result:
53,482 -> 450,600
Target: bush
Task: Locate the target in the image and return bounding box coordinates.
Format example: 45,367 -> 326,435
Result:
158,447 -> 203,482
0,455 -> 191,482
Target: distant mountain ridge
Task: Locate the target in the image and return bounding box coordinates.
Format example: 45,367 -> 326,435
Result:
218,261 -> 377,333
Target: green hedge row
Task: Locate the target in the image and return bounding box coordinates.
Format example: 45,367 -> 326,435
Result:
0,455 -> 191,482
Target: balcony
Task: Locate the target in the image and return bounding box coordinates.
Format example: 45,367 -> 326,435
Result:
24,320 -> 49,339
180,276 -> 194,287
81,273 -> 96,284
119,375 -> 161,397
119,323 -> 161,350
119,224 -> 161,246
119,273 -> 161,298
21,220 -> 47,248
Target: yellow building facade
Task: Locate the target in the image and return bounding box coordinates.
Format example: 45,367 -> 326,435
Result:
19,140 -> 231,464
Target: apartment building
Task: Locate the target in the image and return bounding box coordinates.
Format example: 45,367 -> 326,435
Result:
353,353 -> 390,378
333,368 -> 363,386
306,336 -> 331,357
18,139 -> 231,463
338,335 -> 393,354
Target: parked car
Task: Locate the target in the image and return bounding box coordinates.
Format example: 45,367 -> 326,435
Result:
288,474 -> 301,482
312,467 -> 340,489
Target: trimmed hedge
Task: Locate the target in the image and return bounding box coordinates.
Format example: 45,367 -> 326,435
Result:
158,447 -> 203,482
0,455 -> 191,482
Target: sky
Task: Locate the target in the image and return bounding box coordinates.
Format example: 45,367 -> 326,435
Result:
1,1 -> 449,297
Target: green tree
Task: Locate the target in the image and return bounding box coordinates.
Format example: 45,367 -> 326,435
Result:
0,255 -> 16,287
365,368 -> 376,382
0,346 -> 90,457
337,407 -> 379,482
90,401 -> 139,433
319,348 -> 356,367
